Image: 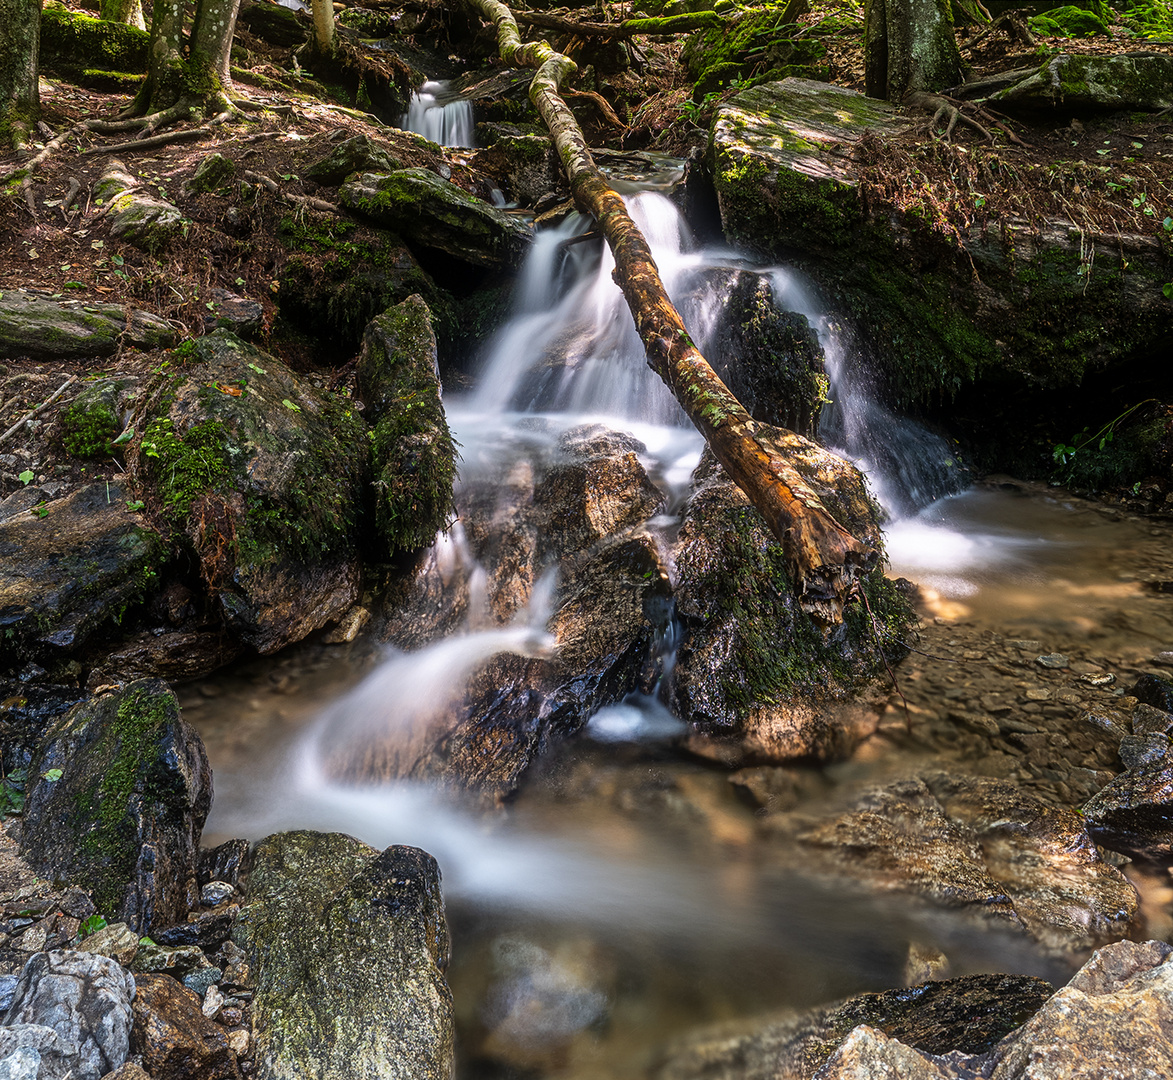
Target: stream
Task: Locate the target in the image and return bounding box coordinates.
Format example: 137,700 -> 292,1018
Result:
184,161 -> 1173,1078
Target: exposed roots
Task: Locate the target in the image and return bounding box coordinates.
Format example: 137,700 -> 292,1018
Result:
904,90 -> 1028,148
241,170 -> 340,215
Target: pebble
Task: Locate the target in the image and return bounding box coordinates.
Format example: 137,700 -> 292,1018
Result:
202,983 -> 225,1018
1036,654 -> 1070,670
18,924 -> 47,952
1155,652 -> 1173,666
227,1028 -> 251,1056
1079,673 -> 1116,688
1008,640 -> 1042,651
183,966 -> 223,997
1024,688 -> 1052,701
201,880 -> 235,907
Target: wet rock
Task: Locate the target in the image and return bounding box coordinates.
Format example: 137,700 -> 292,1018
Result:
702,268 -> 827,437
153,907 -> 236,950
358,296 -> 457,554
0,482 -> 164,665
96,162 -> 184,252
75,923 -> 140,968
654,972 -> 1053,1080
197,840 -> 251,890
203,289 -> 263,339
3,950 -> 136,1080
1119,732 -> 1171,770
131,973 -> 241,1080
340,168 -> 533,269
1132,672 -> 1173,715
670,447 -> 910,762
992,53 -> 1173,112
1082,750 -> 1173,863
305,134 -> 402,186
130,943 -> 210,980
20,680 -> 212,934
469,133 -> 560,206
131,331 -> 367,655
1035,653 -> 1069,670
232,831 -> 454,1080
83,629 -> 245,686
771,772 -> 1137,950
200,882 -> 234,908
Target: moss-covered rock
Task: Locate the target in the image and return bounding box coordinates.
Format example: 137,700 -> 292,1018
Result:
1028,4 -> 1110,37
39,3 -> 148,76
20,679 -> 212,933
183,152 -> 236,196
60,378 -> 126,459
993,53 -> 1173,111
669,438 -> 912,762
233,831 -> 454,1080
96,160 -> 185,252
132,331 -> 368,654
0,481 -> 165,665
708,77 -> 1173,416
305,134 -> 403,186
340,168 -> 534,269
358,297 -> 458,554
275,214 -> 452,356
0,289 -> 176,360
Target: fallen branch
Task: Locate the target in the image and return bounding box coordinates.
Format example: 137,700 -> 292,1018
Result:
0,376 -> 78,448
564,89 -> 627,129
242,170 -> 339,214
467,0 -> 872,620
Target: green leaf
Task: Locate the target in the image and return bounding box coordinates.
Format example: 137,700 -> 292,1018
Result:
248,363 -> 266,374
79,915 -> 107,937
110,428 -> 134,446
282,399 -> 301,412
125,500 -> 145,512
40,768 -> 63,782
18,470 -> 34,485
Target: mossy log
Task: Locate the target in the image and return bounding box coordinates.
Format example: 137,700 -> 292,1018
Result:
464,0 -> 873,621
516,10 -> 724,38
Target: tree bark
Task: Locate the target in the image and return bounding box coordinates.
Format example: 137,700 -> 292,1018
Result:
101,0 -> 147,30
310,0 -> 335,56
0,0 -> 41,148
466,0 -> 873,621
864,0 -> 962,102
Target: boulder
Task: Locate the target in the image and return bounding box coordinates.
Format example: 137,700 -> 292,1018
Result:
771,772 -> 1138,951
0,1023 -> 77,1080
96,162 -> 184,252
0,481 -> 164,664
183,153 -> 236,197
669,447 -> 910,761
1131,673 -> 1173,714
340,168 -> 533,269
1081,747 -> 1173,863
708,78 -> 1173,420
0,290 -> 175,360
469,133 -> 561,206
131,974 -> 241,1080
232,831 -> 454,1080
814,939 -> 1173,1079
357,296 -> 457,554
655,972 -> 1052,1080
992,53 -> 1173,112
2,950 -> 136,1080
131,331 -> 368,655
305,134 -> 403,186
20,680 -> 212,934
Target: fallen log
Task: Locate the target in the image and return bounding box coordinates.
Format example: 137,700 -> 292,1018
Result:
516,9 -> 724,38
465,0 -> 874,622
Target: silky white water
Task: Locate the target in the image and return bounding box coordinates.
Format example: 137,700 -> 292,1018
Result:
401,80 -> 475,148
194,177 -> 1134,1074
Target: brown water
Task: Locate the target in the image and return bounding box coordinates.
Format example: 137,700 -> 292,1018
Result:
187,478 -> 1173,1080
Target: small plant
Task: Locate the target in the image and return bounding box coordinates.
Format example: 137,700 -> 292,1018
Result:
78,914 -> 108,938
17,469 -> 33,485
0,767 -> 27,819
125,499 -> 145,512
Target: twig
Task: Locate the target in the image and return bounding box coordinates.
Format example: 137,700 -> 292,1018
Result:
0,376 -> 78,448
61,178 -> 82,221
856,583 -> 911,731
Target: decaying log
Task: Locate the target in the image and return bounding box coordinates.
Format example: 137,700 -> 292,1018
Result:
465,0 -> 874,621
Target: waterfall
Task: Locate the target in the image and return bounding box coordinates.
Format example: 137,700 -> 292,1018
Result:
400,80 -> 475,148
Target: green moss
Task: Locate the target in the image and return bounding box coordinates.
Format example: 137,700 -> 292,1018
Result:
61,379 -> 125,459
140,416 -> 230,517
40,5 -> 148,74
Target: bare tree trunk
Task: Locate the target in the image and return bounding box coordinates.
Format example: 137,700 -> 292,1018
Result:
865,0 -> 962,102
310,0 -> 335,56
0,0 -> 40,148
101,0 -> 147,30
466,0 -> 873,621
133,0 -> 240,118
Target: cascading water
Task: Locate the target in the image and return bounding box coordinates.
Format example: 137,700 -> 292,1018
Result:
400,80 -> 475,148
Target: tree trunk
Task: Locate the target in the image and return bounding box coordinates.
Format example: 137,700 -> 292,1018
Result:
100,0 -> 147,30
0,0 -> 41,148
134,0 -> 241,117
466,0 -> 873,621
310,0 -> 335,57
865,0 -> 962,102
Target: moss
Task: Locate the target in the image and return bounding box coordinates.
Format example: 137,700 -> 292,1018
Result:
40,5 -> 148,75
140,416 -> 230,518
61,381 -> 123,459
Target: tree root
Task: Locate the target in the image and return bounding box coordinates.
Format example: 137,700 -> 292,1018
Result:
81,125 -> 218,157
242,170 -> 339,215
904,90 -> 1028,148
